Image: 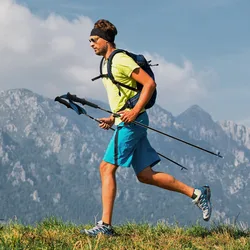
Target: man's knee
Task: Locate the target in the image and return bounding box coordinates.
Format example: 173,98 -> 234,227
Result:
99,161 -> 117,176
137,167 -> 153,184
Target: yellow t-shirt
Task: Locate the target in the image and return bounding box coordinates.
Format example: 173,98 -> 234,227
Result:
102,51 -> 140,125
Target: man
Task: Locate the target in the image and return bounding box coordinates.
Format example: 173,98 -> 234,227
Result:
82,19 -> 212,236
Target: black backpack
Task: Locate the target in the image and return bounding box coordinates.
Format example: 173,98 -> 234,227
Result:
92,49 -> 158,110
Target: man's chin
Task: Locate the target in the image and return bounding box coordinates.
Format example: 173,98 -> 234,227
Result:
95,51 -> 102,56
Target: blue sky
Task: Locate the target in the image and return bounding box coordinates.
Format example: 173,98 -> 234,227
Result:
2,0 -> 250,125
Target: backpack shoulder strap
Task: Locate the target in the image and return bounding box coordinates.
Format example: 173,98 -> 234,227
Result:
107,49 -> 138,92
106,49 -> 126,83
99,57 -> 105,75
91,57 -> 106,81
91,49 -> 127,82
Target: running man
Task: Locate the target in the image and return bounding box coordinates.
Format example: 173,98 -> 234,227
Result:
82,19 -> 212,236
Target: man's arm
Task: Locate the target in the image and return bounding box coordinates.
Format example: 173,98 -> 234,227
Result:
118,67 -> 156,123
130,67 -> 156,113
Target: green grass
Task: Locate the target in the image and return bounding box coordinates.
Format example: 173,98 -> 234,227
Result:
0,217 -> 249,249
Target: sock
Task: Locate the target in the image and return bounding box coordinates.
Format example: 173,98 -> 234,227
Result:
192,189 -> 198,199
102,221 -> 111,226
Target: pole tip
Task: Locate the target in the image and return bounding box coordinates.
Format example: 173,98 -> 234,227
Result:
217,151 -> 224,158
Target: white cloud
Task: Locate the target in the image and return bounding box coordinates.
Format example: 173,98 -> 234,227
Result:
0,0 -> 103,100
143,53 -> 217,112
0,0 -> 215,113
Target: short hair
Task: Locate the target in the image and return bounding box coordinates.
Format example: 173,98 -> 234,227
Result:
94,19 -> 117,47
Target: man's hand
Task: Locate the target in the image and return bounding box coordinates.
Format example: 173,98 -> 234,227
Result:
117,109 -> 139,124
98,116 -> 115,130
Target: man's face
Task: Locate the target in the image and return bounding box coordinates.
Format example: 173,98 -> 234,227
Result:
89,36 -> 108,56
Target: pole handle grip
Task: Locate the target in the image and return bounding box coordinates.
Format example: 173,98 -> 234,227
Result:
55,96 -> 71,108
66,93 -> 99,109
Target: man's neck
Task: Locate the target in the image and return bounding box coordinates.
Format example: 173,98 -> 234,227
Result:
104,47 -> 116,59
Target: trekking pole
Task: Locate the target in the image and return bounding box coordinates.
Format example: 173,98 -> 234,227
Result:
55,97 -> 100,123
64,93 -> 223,159
55,96 -> 188,170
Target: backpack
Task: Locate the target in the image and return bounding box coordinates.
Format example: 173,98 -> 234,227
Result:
91,49 -> 158,110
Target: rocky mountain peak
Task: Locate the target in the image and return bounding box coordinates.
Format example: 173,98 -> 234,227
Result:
0,88 -> 249,226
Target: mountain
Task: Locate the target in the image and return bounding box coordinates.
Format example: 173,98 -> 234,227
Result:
219,120 -> 250,151
0,89 -> 249,226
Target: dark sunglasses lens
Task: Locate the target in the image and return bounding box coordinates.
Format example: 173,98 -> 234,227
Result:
89,38 -> 98,43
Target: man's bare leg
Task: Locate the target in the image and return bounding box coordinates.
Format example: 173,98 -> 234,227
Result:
99,161 -> 118,225
137,166 -> 194,197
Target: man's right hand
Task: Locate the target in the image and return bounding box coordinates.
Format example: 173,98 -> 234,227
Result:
98,116 -> 115,130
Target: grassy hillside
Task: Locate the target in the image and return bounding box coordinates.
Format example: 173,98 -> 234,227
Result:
0,218 -> 249,249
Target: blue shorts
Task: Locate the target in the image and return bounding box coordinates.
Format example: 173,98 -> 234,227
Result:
103,112 -> 160,175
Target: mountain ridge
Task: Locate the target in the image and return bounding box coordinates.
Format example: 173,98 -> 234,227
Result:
0,88 -> 249,226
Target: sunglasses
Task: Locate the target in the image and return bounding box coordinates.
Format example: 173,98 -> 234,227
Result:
89,37 -> 100,43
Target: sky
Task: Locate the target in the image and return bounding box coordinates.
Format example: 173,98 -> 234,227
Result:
1,0 -> 250,126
